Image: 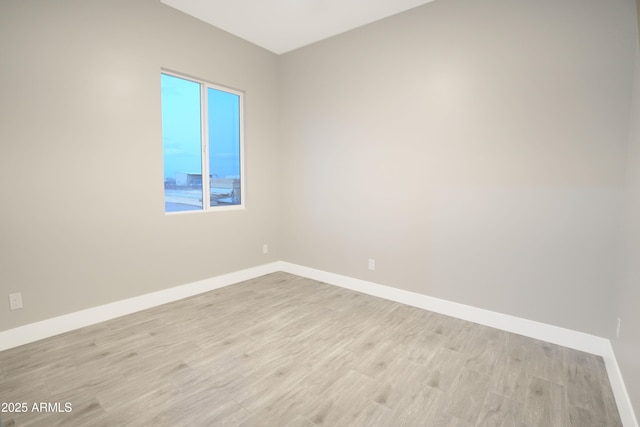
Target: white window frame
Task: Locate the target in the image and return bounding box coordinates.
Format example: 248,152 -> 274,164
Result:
162,70 -> 245,214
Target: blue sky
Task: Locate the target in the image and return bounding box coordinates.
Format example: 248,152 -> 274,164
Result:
161,74 -> 240,181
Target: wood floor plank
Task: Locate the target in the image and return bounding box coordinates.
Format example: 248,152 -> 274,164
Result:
391,385 -> 446,427
475,392 -> 524,427
522,376 -> 566,426
0,272 -> 622,426
282,415 -> 317,427
492,356 -> 529,404
353,339 -> 400,379
446,368 -> 493,425
350,401 -> 393,427
423,346 -> 467,393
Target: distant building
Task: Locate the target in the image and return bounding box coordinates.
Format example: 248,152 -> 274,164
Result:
173,173 -> 240,204
175,172 -> 204,186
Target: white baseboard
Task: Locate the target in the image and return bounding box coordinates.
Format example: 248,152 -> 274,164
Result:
278,262 -> 609,355
278,261 -> 638,427
1,261 -> 636,426
602,341 -> 640,427
0,262 -> 281,352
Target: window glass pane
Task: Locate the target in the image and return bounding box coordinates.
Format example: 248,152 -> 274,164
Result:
208,88 -> 241,206
161,74 -> 203,212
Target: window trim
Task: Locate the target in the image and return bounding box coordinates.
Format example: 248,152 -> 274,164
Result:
161,69 -> 245,214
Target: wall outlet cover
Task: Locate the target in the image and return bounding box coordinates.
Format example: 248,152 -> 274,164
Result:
9,293 -> 23,310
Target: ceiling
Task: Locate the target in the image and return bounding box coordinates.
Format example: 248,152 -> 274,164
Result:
160,0 -> 436,55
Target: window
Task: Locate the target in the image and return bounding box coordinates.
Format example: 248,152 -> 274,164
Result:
161,72 -> 244,213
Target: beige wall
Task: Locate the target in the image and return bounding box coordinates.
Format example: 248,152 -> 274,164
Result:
279,0 -> 637,337
0,0 -> 282,330
615,0 -> 640,416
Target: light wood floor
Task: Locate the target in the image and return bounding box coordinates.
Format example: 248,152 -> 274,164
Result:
0,272 -> 621,426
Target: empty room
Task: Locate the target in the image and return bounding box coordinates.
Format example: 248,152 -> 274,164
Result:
1,0 -> 639,425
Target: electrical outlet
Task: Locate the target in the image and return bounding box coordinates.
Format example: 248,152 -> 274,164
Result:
368,259 -> 376,271
9,292 -> 23,310
616,317 -> 621,339
263,244 -> 269,254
